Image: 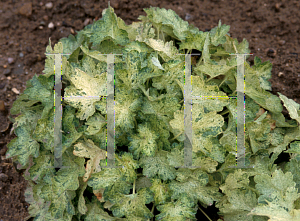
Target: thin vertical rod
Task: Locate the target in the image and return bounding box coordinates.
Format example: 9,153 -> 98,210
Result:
184,54 -> 193,167
236,54 -> 246,168
107,54 -> 115,167
54,54 -> 63,168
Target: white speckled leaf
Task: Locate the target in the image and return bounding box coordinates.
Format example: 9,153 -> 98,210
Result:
278,92 -> 300,124
73,139 -> 106,182
64,68 -> 107,120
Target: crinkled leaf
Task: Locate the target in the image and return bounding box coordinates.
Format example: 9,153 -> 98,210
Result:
155,200 -> 197,221
6,126 -> 39,167
149,178 -> 171,205
83,196 -> 127,220
138,6 -> 190,41
73,139 -> 106,182
128,123 -> 159,158
139,150 -> 176,181
278,92 -> 300,124
64,67 -> 107,120
109,189 -> 154,219
209,20 -> 230,46
80,6 -> 129,48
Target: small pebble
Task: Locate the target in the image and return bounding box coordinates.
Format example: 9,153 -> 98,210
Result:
275,3 -> 281,10
0,100 -> 5,111
278,72 -> 284,77
19,53 -> 24,57
18,2 -> 32,17
39,2 -> 43,6
0,173 -> 8,182
45,2 -> 53,9
83,18 -> 90,26
48,22 -> 54,29
3,65 -> 7,68
7,76 -> 11,80
12,88 -> 20,94
3,68 -> 11,76
39,25 -> 43,29
185,13 -> 192,20
8,57 -> 14,64
279,40 -> 285,46
70,28 -> 75,34
43,15 -> 48,21
56,21 -> 61,26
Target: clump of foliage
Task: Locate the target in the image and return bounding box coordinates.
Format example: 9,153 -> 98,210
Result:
6,4 -> 300,221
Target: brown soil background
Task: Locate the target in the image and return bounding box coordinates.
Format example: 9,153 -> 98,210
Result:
0,0 -> 299,220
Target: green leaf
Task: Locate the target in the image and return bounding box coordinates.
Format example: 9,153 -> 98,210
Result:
83,196 -> 127,220
87,168 -> 123,190
84,112 -> 107,135
73,139 -> 106,182
278,92 -> 300,124
179,31 -> 208,52
36,167 -> 81,219
32,108 -> 55,151
245,75 -> 283,113
43,39 -> 69,78
169,172 -> 222,207
25,180 -> 74,221
80,6 -> 129,48
139,150 -> 176,181
20,74 -> 54,118
149,178 -> 171,205
209,20 -> 230,46
114,152 -> 139,183
128,123 -> 159,158
195,62 -> 234,80
138,6 -> 190,41
143,38 -> 178,62
64,66 -> 107,120
191,76 -> 229,112
222,33 -> 251,55
155,200 -> 197,221
251,56 -> 273,91
284,156 -> 300,193
136,176 -> 153,193
248,169 -> 300,220
77,178 -> 88,215
26,151 -> 55,183
6,126 -> 39,167
10,93 -> 40,115
151,56 -> 165,70
109,189 -> 154,219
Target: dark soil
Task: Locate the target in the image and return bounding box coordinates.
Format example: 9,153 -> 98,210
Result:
0,0 -> 299,220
